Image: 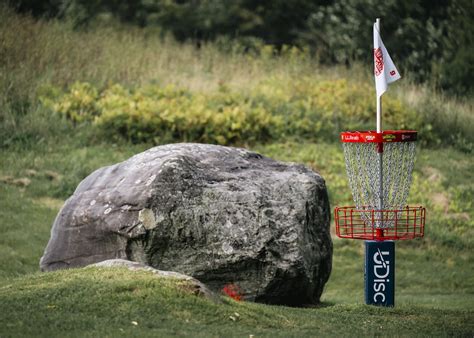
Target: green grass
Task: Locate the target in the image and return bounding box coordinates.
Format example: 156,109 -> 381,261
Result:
1,141 -> 473,336
0,268 -> 472,337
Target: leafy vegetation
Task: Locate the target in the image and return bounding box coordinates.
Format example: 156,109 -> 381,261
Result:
41,79 -> 412,145
13,0 -> 474,95
39,77 -> 472,150
2,5 -> 472,152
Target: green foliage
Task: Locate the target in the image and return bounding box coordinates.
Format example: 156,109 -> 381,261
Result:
407,87 -> 474,152
46,79 -> 417,145
11,0 -> 474,95
255,78 -> 414,139
93,84 -> 281,144
2,5 -> 472,152
438,0 -> 474,96
52,0 -> 319,45
53,82 -> 100,123
45,77 -> 473,152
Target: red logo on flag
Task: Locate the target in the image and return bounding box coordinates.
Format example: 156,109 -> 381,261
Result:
390,70 -> 396,76
374,48 -> 384,76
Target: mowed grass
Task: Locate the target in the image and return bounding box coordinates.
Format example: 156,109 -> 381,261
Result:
0,268 -> 471,337
1,141 -> 473,336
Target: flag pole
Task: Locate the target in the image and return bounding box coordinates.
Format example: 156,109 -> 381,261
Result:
376,18 -> 382,133
375,17 -> 384,238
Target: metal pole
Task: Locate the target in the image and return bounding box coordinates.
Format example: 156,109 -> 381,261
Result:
365,18 -> 395,308
376,17 -> 382,134
376,18 -> 384,238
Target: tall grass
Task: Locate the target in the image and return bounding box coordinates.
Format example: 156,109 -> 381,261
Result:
1,4 -> 472,151
0,4 -> 318,95
393,83 -> 474,152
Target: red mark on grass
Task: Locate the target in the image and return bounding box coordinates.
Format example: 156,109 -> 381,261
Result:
222,284 -> 242,301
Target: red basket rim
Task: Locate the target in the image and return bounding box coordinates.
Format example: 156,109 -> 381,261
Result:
334,205 -> 425,241
335,205 -> 424,212
340,130 -> 417,143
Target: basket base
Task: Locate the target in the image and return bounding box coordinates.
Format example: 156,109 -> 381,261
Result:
335,206 -> 425,241
365,240 -> 395,306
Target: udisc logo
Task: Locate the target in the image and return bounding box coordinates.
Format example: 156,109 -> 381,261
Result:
373,249 -> 390,302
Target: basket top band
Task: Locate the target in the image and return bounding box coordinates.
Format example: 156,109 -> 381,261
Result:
340,130 -> 417,143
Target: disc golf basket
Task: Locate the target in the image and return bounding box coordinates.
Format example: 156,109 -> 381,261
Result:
335,130 -> 425,241
334,130 -> 426,307
333,17 -> 426,307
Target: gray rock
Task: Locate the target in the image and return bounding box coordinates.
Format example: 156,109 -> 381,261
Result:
40,143 -> 332,306
90,259 -> 219,302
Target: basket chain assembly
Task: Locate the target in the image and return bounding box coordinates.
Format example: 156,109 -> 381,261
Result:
342,141 -> 416,228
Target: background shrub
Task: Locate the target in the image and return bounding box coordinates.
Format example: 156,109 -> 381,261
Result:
2,5 -> 472,152
42,79 -> 423,146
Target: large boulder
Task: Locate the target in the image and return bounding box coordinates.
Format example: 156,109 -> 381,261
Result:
40,143 -> 332,306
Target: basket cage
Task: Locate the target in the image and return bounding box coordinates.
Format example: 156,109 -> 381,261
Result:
335,131 -> 425,240
343,141 -> 416,227
335,205 -> 425,240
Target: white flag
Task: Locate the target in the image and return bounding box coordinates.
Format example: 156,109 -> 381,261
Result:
373,22 -> 401,97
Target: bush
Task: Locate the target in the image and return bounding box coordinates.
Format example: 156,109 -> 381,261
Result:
53,82 -> 100,124
44,83 -> 281,145
42,79 -> 418,145
255,78 -> 414,139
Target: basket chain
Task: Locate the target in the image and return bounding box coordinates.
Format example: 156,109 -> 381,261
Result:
342,142 -> 416,228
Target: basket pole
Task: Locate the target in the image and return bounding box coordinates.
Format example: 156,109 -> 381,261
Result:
376,19 -> 382,133
376,18 -> 384,239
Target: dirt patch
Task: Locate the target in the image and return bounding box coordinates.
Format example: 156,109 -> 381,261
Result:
1,176 -> 31,187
